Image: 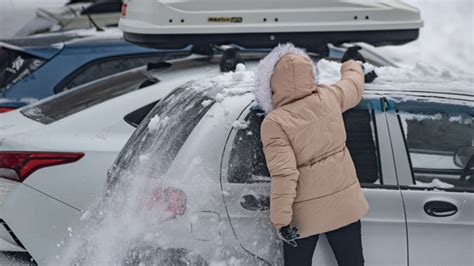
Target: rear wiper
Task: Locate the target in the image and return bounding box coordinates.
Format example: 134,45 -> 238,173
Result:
82,6 -> 104,32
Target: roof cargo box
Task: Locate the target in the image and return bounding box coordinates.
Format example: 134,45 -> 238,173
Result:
119,0 -> 423,52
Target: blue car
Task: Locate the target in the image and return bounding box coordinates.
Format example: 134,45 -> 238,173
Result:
0,33 -> 188,112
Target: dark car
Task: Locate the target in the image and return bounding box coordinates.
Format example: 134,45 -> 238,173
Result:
0,32 -> 188,112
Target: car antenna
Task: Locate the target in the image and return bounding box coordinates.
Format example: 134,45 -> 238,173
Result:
82,6 -> 105,32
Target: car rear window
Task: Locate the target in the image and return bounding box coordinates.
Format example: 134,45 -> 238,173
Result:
21,69 -> 159,124
0,47 -> 46,92
108,84 -> 215,185
56,54 -> 166,93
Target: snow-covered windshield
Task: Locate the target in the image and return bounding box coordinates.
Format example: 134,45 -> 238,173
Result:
0,47 -> 46,93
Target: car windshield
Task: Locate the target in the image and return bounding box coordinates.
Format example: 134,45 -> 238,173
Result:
21,68 -> 159,124
0,47 -> 46,93
108,84 -> 215,185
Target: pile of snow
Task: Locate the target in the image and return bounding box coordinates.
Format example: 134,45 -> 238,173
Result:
231,120 -> 248,130
147,114 -> 161,131
412,178 -> 455,189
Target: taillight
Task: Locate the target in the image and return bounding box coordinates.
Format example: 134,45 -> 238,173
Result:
121,3 -> 128,17
148,187 -> 186,220
0,152 -> 84,182
0,107 -> 15,113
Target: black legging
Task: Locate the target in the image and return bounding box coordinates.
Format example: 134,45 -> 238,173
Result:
283,220 -> 364,266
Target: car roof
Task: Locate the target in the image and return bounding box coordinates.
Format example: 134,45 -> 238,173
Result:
165,52 -> 473,105
0,41 -> 63,60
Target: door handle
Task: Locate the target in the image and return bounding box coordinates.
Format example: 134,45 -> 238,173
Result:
423,200 -> 458,217
240,195 -> 269,211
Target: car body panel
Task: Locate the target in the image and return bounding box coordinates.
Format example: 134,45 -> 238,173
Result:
220,97 -> 408,265
1,183 -> 80,264
384,100 -> 474,266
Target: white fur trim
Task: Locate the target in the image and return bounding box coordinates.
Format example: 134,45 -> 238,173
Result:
254,43 -> 318,114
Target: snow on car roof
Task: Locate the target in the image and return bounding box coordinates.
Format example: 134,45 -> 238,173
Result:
316,59 -> 473,106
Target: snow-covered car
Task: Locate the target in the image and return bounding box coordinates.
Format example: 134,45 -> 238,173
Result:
0,50 -> 472,265
15,0 -> 122,37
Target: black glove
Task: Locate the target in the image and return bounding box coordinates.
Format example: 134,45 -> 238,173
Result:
365,70 -> 378,83
279,225 -> 300,247
341,46 -> 366,63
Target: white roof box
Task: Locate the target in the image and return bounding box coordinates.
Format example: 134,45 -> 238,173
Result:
119,0 -> 423,52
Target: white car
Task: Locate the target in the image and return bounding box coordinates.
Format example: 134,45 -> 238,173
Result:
15,1 -> 122,37
1,51 -> 472,265
0,53 -> 191,251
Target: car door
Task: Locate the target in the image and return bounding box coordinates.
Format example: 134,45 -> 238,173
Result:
220,98 -> 408,265
386,98 -> 474,266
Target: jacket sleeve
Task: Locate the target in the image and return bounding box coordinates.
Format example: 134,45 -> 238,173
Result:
329,60 -> 365,112
261,118 -> 299,229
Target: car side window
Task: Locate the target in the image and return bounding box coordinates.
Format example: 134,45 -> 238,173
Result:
396,103 -> 473,191
227,102 -> 383,185
56,54 -> 164,93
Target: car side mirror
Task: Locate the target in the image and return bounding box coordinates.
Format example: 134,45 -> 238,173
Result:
454,146 -> 474,168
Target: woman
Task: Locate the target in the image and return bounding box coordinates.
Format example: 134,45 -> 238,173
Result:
255,44 -> 375,266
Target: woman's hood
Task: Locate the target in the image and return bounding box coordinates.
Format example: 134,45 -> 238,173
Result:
254,43 -> 318,114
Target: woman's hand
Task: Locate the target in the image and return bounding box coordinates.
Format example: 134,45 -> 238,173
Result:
279,225 -> 300,247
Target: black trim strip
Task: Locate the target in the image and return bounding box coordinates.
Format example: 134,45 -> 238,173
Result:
124,29 -> 419,50
0,219 -> 25,249
372,101 -> 384,185
414,168 -> 473,175
361,183 -> 399,190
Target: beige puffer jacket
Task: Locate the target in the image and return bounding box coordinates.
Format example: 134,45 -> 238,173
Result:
255,44 -> 369,238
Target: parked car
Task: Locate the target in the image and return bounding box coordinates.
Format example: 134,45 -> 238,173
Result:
15,0 -> 122,37
0,31 -> 186,111
0,52 -> 196,252
0,50 -> 471,265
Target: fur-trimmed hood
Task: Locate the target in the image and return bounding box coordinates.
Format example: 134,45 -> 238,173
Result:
254,43 -> 318,114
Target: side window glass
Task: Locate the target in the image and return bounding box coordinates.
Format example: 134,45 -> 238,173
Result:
57,54 -> 164,92
228,111 -> 270,183
343,107 -> 382,185
397,103 -> 473,191
227,102 -> 383,185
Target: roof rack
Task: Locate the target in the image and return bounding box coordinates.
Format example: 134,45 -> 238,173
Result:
119,0 -> 423,54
